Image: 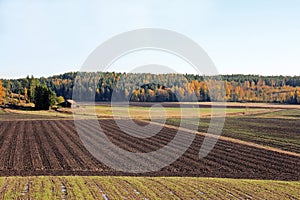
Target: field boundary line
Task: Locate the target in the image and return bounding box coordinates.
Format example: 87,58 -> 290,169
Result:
139,119 -> 300,158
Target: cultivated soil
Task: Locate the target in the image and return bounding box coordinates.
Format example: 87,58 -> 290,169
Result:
0,119 -> 299,180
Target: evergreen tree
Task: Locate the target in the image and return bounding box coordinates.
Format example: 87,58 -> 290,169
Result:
34,86 -> 57,110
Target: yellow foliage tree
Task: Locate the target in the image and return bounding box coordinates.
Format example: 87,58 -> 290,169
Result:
225,81 -> 231,101
0,80 -> 6,104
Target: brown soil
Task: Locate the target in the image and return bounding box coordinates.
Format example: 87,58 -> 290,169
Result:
0,119 -> 299,180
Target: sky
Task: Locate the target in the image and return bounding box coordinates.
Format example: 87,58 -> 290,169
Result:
0,0 -> 300,78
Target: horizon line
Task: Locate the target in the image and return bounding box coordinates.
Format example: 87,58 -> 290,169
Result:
1,71 -> 300,80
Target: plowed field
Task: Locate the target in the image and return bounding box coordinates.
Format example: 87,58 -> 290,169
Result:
0,119 -> 299,180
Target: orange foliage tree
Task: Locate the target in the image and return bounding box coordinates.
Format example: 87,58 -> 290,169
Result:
0,80 -> 6,104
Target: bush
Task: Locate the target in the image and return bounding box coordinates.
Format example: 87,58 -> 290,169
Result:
57,96 -> 65,104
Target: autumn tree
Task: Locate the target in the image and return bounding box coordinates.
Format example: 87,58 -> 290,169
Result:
57,96 -> 65,104
146,89 -> 156,102
295,90 -> 300,104
24,88 -> 28,102
225,81 -> 231,101
0,80 -> 5,104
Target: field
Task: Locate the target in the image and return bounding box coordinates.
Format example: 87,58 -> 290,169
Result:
0,118 -> 299,180
0,108 -> 72,121
0,103 -> 299,198
89,103 -> 269,119
0,176 -> 299,199
166,109 -> 300,153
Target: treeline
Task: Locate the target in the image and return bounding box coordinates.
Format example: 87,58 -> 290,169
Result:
1,72 -> 300,105
0,76 -> 62,109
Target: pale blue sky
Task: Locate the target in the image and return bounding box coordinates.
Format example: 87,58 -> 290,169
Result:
1,0 -> 300,78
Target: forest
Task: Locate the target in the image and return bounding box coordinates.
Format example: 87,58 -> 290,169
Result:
1,72 -> 300,106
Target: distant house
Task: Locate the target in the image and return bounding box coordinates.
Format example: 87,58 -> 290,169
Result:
59,100 -> 77,108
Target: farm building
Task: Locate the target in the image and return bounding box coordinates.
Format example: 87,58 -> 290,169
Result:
59,99 -> 77,108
